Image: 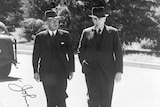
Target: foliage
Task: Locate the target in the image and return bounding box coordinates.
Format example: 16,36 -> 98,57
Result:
108,0 -> 160,44
22,0 -> 47,19
55,0 -> 160,50
0,0 -> 23,28
56,5 -> 71,30
139,38 -> 157,50
22,0 -> 61,19
21,18 -> 44,41
143,25 -> 160,50
50,0 -> 160,48
21,0 -> 160,50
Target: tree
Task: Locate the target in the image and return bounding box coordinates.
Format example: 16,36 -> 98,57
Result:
22,0 -> 160,50
107,0 -> 160,44
0,0 -> 23,28
23,0 -> 61,19
71,0 -> 160,49
58,0 -> 160,47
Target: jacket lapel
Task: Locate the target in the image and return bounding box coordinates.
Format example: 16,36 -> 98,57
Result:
45,30 -> 52,51
55,30 -> 70,72
99,26 -> 108,50
55,30 -> 61,51
86,27 -> 97,49
91,31 -> 97,49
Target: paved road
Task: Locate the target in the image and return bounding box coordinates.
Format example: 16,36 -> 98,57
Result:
0,54 -> 160,107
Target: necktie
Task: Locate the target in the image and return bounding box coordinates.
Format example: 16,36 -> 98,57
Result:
98,29 -> 101,34
52,32 -> 55,37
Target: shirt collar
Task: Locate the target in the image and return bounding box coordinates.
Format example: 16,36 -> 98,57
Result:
94,25 -> 104,34
48,29 -> 57,36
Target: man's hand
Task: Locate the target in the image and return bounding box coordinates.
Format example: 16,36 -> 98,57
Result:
82,59 -> 88,65
68,72 -> 73,80
34,72 -> 40,82
115,72 -> 122,82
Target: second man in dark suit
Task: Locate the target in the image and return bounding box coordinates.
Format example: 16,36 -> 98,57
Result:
78,7 -> 123,107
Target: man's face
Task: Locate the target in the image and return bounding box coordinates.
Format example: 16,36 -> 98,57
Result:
92,16 -> 106,28
46,17 -> 59,31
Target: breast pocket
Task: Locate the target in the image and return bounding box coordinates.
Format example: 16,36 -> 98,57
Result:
60,41 -> 67,53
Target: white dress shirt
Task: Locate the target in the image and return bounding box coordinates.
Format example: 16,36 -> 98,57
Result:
48,29 -> 57,36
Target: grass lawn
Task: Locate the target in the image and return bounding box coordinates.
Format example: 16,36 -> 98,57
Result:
11,28 -> 160,64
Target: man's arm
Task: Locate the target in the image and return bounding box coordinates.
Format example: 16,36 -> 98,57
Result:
113,30 -> 123,73
113,30 -> 123,82
77,30 -> 87,65
66,33 -> 75,73
32,36 -> 40,81
32,35 -> 41,78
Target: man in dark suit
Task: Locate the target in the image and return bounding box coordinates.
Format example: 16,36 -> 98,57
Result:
78,7 -> 123,107
32,10 -> 75,107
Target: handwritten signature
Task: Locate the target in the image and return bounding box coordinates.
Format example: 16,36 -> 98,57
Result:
8,83 -> 36,107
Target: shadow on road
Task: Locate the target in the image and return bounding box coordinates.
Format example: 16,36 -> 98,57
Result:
0,76 -> 20,82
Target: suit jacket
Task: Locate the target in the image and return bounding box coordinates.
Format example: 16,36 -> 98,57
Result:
78,25 -> 123,79
32,29 -> 75,81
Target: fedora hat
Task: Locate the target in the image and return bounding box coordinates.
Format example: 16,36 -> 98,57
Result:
44,10 -> 62,20
89,6 -> 109,18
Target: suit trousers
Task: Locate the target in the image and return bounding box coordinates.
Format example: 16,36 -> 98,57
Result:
85,65 -> 114,107
43,74 -> 67,107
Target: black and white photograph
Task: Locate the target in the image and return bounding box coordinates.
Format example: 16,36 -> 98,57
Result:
0,0 -> 160,107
